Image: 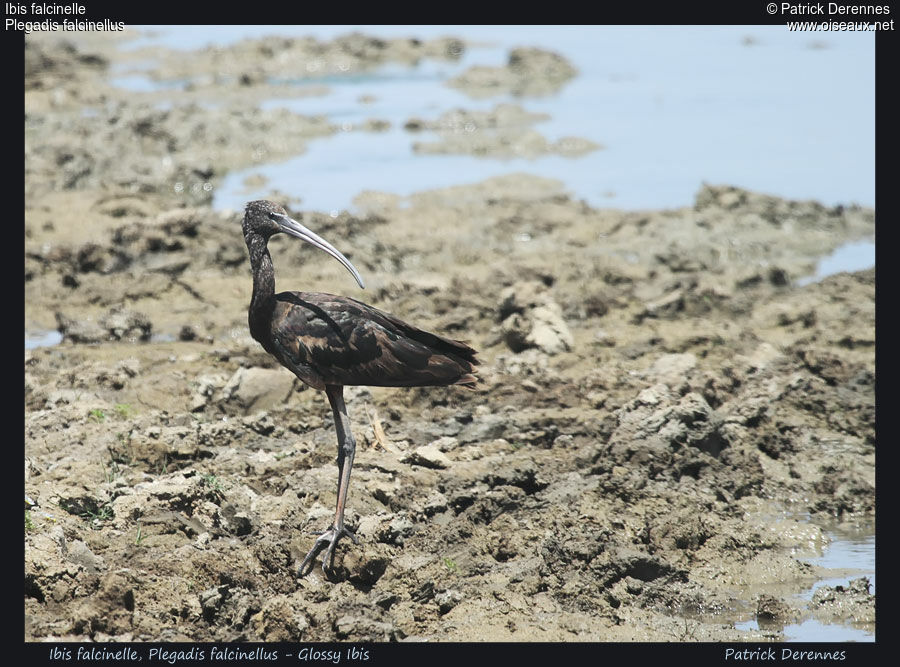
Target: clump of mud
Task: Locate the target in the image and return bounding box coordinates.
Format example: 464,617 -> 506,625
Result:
810,577 -> 875,626
406,104 -> 601,159
143,32 -> 465,89
25,39 -> 106,91
26,101 -> 335,206
448,47 -> 577,98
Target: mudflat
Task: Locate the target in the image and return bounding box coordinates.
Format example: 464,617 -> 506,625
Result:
24,31 -> 874,642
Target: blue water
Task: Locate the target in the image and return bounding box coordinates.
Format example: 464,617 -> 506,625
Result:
113,25 -> 875,215
797,239 -> 876,286
735,528 -> 875,642
803,532 -> 875,599
737,613 -> 874,643
780,619 -> 872,643
25,330 -> 63,351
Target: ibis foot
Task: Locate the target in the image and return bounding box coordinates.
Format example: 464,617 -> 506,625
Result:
297,525 -> 360,577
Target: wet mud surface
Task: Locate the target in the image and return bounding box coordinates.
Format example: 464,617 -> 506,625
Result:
24,32 -> 874,642
406,104 -> 601,159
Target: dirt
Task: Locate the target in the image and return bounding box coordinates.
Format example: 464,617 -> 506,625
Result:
24,31 -> 874,642
447,47 -> 579,98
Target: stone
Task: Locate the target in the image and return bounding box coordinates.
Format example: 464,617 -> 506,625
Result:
401,445 -> 451,469
219,367 -> 294,414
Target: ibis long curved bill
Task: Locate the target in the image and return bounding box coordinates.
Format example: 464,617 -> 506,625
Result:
274,213 -> 366,290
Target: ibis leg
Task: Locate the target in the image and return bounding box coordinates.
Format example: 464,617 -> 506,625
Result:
298,385 -> 359,576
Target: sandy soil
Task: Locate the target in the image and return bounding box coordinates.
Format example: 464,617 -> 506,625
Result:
24,32 -> 874,642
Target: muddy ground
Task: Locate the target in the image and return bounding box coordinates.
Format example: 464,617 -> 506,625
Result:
24,32 -> 875,642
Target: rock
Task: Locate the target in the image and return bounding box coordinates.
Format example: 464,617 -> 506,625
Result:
430,436 -> 460,452
422,491 -> 449,516
401,445 -> 451,469
251,594 -> 309,641
54,312 -> 105,344
25,39 -> 106,90
527,305 -> 574,354
355,514 -> 388,540
100,306 -> 152,342
408,104 -> 598,160
219,367 -> 294,414
809,577 -> 875,624
382,514 -> 415,546
363,119 -> 390,132
66,540 -> 105,574
649,353 -> 697,386
110,472 -> 204,525
499,282 -> 573,355
458,413 -> 508,443
368,479 -> 401,506
49,525 -> 67,553
756,594 -> 792,622
435,589 -> 464,614
485,459 -> 548,494
777,306 -> 817,327
637,289 -> 685,321
109,424 -> 207,468
555,136 -> 603,157
221,504 -> 253,536
242,411 -> 276,435
736,343 -> 781,372
333,614 -> 396,641
448,47 -> 577,98
178,325 -> 198,341
190,373 -> 227,412
607,548 -> 679,584
25,530 -> 72,605
607,385 -> 728,465
345,554 -> 391,587
55,306 -> 152,343
69,571 -> 135,636
199,585 -> 228,621
811,466 -> 874,516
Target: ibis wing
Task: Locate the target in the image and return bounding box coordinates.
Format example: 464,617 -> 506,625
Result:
270,292 -> 478,389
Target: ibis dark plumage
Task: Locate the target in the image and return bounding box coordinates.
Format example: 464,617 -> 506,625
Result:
241,200 -> 478,576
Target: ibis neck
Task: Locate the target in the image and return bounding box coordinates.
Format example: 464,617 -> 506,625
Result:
247,234 -> 276,339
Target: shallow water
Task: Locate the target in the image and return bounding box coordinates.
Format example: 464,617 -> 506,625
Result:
780,619 -> 872,642
735,524 -> 875,642
796,239 -> 876,286
115,25 -> 874,215
24,330 -> 63,351
802,525 -> 876,615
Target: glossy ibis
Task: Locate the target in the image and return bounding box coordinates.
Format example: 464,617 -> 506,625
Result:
241,200 -> 478,576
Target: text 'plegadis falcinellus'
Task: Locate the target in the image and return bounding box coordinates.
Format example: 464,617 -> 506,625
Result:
242,200 -> 479,576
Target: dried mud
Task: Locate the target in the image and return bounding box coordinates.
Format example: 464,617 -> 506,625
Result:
24,32 -> 874,643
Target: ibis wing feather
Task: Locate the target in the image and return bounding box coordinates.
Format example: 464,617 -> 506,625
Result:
269,292 -> 478,389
